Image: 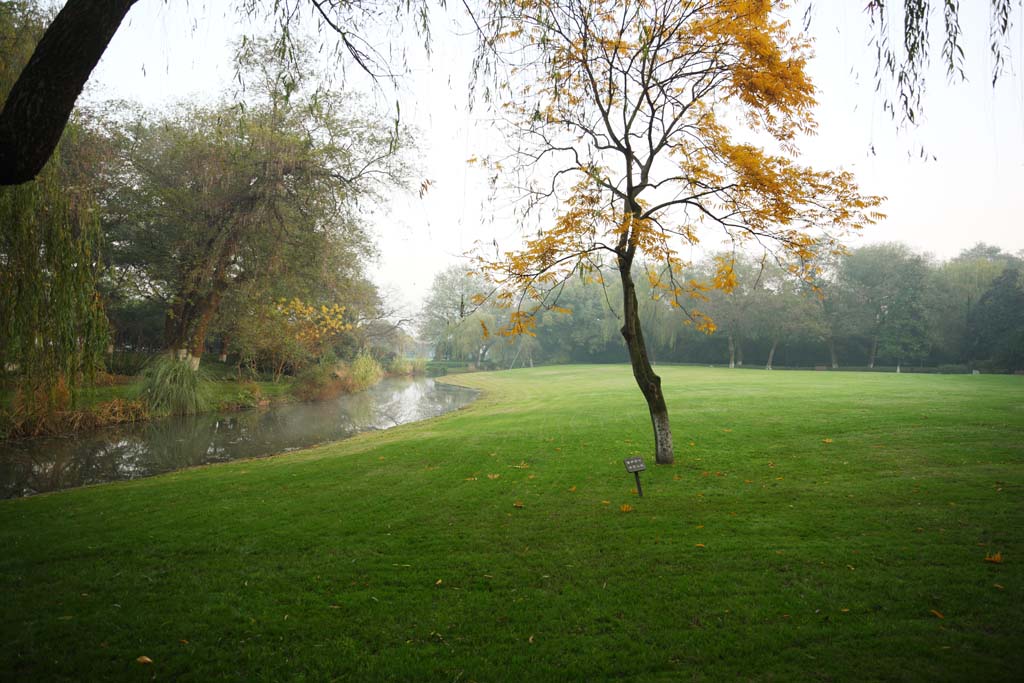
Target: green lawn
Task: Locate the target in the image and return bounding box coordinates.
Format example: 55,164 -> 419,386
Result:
1,366 -> 1021,681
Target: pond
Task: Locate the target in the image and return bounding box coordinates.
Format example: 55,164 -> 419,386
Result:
0,377 -> 477,499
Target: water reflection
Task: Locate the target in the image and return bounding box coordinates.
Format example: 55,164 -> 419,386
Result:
0,378 -> 476,499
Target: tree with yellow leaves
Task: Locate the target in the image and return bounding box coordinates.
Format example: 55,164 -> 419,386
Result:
472,0 -> 883,465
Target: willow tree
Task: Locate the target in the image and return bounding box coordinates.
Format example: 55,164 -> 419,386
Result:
0,1 -> 107,419
473,0 -> 882,465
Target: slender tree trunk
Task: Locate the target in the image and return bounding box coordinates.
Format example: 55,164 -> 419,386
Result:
728,334 -> 736,368
736,343 -> 744,367
828,338 -> 839,369
218,335 -> 230,363
766,339 -> 778,370
868,335 -> 878,369
618,257 -> 674,465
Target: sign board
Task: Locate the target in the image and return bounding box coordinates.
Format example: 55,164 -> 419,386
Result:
623,456 -> 646,473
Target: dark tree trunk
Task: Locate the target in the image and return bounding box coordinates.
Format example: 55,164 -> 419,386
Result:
618,256 -> 674,465
766,339 -> 778,370
736,342 -> 744,367
0,0 -> 138,185
164,286 -> 224,370
828,338 -> 839,369
868,335 -> 879,369
727,334 -> 736,368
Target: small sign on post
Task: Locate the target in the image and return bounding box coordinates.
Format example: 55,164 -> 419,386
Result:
623,456 -> 646,497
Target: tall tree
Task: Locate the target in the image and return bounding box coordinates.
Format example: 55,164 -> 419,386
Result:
968,266 -> 1024,371
0,2 -> 108,417
473,0 -> 881,464
102,41 -> 410,368
840,244 -> 930,369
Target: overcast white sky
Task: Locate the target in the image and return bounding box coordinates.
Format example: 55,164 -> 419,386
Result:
82,1 -> 1024,311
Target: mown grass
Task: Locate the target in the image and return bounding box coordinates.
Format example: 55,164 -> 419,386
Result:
1,366 -> 1021,681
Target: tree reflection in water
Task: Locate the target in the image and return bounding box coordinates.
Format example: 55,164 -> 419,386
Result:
0,378 -> 476,498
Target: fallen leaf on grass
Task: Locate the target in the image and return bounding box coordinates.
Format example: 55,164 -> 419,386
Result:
464,477 -> 478,481
136,656 -> 153,665
993,583 -> 1004,590
601,500 -> 610,505
528,635 -> 535,644
513,501 -> 524,509
487,474 -> 500,480
620,504 -> 634,513
722,428 -> 732,433
984,552 -> 1003,564
511,461 -> 530,469
673,474 -> 681,481
930,609 -> 944,619
568,486 -> 577,493
179,639 -> 189,645
840,609 -> 850,613
435,579 -> 443,586
694,543 -> 706,548
822,438 -> 833,444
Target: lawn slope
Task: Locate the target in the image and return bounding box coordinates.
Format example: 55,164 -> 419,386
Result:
1,366 -> 1021,681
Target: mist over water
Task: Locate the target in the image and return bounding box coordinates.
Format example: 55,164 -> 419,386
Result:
0,378 -> 477,499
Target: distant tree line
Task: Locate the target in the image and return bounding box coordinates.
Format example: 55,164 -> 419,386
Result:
420,243 -> 1024,372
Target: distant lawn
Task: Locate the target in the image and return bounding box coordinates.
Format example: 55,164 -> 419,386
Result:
1,366 -> 1021,681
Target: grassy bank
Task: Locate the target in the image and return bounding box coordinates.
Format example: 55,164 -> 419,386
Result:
1,366 -> 1021,680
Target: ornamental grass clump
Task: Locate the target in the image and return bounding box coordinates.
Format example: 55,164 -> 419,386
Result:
140,355 -> 212,416
347,353 -> 383,392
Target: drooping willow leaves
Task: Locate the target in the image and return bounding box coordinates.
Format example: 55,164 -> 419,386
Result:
1,2 -> 108,418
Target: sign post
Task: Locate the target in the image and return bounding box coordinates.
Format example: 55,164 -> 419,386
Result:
623,456 -> 646,497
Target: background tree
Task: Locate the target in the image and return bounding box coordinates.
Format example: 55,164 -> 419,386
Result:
967,266 -> 1024,371
418,267 -> 491,363
100,40 -> 410,369
746,260 -> 820,370
927,244 -> 1019,365
473,0 -> 882,464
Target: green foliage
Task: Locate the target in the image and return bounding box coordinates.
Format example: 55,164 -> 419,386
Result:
385,356 -> 427,376
0,3 -> 109,414
96,38 -> 411,361
292,362 -> 344,402
968,266 -> 1024,371
1,366 -> 1021,679
348,353 -> 384,391
139,356 -> 211,416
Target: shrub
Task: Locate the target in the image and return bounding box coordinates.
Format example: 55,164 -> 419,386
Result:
348,353 -> 384,392
386,357 -> 412,376
140,355 -> 212,416
292,362 -> 345,402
